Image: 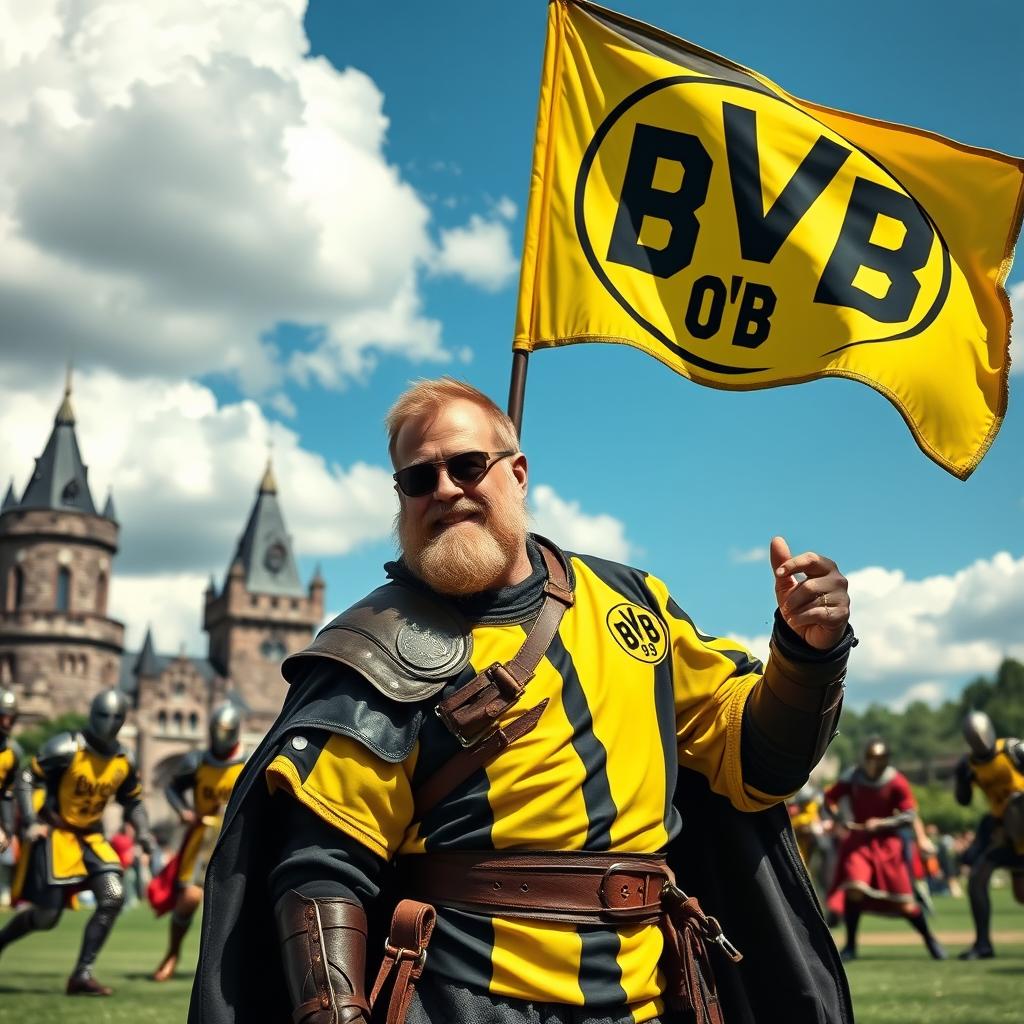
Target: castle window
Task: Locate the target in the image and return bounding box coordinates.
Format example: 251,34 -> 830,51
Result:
7,566 -> 24,612
174,680 -> 186,699
158,710 -> 168,732
189,712 -> 199,734
61,479 -> 80,506
173,711 -> 183,734
96,573 -> 108,615
56,567 -> 71,612
0,654 -> 14,684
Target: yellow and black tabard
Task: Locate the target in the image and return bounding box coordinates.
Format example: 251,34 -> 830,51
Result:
969,739 -> 1024,853
788,797 -> 822,867
267,550 -> 774,1022
15,732 -> 141,899
0,736 -> 23,839
170,750 -> 245,885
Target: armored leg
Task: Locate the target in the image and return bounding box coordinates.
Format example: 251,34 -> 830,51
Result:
67,869 -> 123,995
0,885 -> 64,952
959,856 -> 997,959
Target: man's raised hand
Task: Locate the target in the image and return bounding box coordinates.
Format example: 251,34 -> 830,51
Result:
770,536 -> 850,651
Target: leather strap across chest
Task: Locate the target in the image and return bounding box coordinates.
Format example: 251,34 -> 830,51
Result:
414,542 -> 573,820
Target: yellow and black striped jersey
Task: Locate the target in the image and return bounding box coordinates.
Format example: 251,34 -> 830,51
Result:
970,739 -> 1024,818
268,552 -> 772,1021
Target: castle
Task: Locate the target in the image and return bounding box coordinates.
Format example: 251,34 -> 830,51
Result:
0,378 -> 324,822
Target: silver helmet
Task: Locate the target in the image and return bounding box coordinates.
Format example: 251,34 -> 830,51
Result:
861,737 -> 890,781
87,688 -> 128,746
0,689 -> 17,736
963,710 -> 997,760
209,703 -> 241,759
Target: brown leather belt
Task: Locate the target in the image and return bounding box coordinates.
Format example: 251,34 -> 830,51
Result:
401,851 -> 670,926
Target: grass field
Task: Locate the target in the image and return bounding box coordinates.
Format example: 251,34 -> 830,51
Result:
0,890 -> 1020,1022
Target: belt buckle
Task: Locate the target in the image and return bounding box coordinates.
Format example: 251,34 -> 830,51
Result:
598,862 -> 653,910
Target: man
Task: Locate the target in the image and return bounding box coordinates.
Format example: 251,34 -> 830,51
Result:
0,689 -> 24,858
0,688 -> 154,995
954,710 -> 1024,960
151,703 -> 245,981
787,783 -> 833,901
825,738 -> 945,961
191,378 -> 856,1024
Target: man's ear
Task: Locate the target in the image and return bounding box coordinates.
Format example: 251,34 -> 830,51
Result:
511,452 -> 528,491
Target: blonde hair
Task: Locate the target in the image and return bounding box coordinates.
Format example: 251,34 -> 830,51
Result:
385,378 -> 519,466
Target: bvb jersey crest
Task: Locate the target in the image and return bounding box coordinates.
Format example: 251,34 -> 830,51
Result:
605,602 -> 668,664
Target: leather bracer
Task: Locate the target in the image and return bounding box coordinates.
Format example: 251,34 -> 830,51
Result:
276,891 -> 370,1024
745,623 -> 851,773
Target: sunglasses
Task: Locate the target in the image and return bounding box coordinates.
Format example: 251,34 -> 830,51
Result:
393,449 -> 516,498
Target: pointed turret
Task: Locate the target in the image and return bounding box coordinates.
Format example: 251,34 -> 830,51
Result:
102,489 -> 117,522
227,460 -> 304,598
135,626 -> 160,677
1,479 -> 16,513
19,371 -> 97,514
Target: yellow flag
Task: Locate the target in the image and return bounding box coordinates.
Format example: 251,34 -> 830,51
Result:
514,0 -> 1024,478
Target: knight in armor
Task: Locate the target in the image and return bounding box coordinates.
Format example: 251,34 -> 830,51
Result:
0,689 -> 24,856
189,378 -> 858,1024
0,688 -> 155,995
825,738 -> 946,961
151,703 -> 246,981
954,710 -> 1024,960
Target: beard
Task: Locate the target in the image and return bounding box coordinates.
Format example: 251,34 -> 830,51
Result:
398,481 -> 529,596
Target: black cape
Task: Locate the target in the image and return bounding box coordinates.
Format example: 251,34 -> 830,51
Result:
188,665 -> 853,1024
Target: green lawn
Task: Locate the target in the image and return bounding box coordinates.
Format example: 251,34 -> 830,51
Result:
0,890 -> 1020,1021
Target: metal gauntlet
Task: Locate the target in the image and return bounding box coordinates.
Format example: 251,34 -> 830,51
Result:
276,891 -> 370,1024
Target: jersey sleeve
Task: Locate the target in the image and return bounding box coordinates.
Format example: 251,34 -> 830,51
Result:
645,574 -> 771,813
824,779 -> 849,806
116,753 -> 143,805
266,728 -> 418,862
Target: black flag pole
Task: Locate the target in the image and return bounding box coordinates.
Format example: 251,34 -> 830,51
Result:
507,349 -> 529,438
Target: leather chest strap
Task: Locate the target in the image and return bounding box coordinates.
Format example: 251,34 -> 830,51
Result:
433,542 -> 573,750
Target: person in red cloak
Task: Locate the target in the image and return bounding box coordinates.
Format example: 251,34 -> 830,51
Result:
825,738 -> 946,961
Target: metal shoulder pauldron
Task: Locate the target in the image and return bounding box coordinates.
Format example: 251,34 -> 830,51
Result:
282,580 -> 473,703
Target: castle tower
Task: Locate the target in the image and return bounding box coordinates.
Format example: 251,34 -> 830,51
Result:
0,374 -> 124,721
203,460 -> 323,734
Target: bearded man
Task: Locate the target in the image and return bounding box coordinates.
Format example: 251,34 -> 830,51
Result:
190,378 -> 856,1024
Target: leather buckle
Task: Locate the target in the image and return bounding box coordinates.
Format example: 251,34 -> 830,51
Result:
434,663 -> 524,748
598,862 -> 658,910
384,940 -> 428,971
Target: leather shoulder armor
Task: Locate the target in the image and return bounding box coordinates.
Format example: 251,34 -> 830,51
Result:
282,580 -> 472,703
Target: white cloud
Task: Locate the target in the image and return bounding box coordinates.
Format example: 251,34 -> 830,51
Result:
1009,280 -> 1023,376
109,571 -> 211,656
891,680 -> 948,711
529,484 -> 634,563
0,368 -> 397,581
0,0 -> 463,393
494,196 -> 518,221
730,546 -> 768,565
433,213 -> 519,292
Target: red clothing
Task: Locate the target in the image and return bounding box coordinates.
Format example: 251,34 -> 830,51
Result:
110,832 -> 135,869
825,767 -> 916,915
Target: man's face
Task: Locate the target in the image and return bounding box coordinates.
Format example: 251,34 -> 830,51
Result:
394,399 -> 528,595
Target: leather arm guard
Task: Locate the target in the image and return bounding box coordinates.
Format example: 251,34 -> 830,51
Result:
124,799 -> 155,854
744,613 -> 853,791
276,890 -> 370,1024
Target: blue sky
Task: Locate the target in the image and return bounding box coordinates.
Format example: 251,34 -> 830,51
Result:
1,0 -> 1021,710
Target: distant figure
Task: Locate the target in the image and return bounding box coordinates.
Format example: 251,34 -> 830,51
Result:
825,738 -> 945,960
0,689 -> 24,859
0,689 -> 155,995
151,703 -> 245,981
954,710 -> 1024,960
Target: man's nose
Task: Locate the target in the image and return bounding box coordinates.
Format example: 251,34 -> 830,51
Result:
431,464 -> 463,501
